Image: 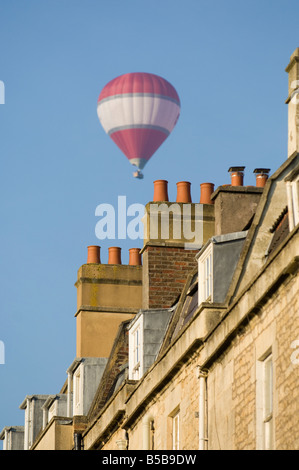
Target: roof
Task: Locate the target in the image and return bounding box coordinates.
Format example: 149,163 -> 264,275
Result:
158,268 -> 198,354
87,320 -> 131,421
226,151 -> 299,303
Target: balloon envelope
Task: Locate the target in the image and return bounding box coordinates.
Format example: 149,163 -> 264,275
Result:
97,72 -> 180,173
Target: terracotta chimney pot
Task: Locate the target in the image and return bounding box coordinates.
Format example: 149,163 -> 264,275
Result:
176,181 -> 192,203
231,172 -> 243,186
153,180 -> 169,201
108,246 -> 122,265
87,245 -> 101,264
228,166 -> 245,186
254,168 -> 270,188
200,183 -> 215,204
129,248 -> 142,266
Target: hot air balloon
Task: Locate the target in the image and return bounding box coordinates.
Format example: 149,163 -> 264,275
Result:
97,72 -> 181,179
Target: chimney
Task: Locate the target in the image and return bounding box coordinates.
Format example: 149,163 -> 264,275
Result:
87,245 -> 101,264
176,181 -> 192,202
285,48 -> 299,157
153,180 -> 169,202
141,180 -> 215,309
200,183 -> 215,204
211,166 -> 263,235
254,168 -> 270,188
75,246 -> 142,358
228,166 -> 245,186
129,248 -> 142,266
108,246 -> 122,264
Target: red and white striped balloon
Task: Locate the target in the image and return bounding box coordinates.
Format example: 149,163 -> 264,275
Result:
97,72 -> 180,178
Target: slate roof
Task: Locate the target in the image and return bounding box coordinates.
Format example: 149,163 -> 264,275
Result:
87,320 -> 130,421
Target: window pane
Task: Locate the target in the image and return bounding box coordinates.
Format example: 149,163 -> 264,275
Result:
198,246 -> 213,304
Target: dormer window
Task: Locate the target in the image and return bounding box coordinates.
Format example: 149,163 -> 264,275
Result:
129,315 -> 143,380
197,244 -> 213,305
67,357 -> 107,417
288,179 -> 299,228
128,309 -> 172,381
19,395 -> 48,450
286,171 -> 299,230
73,366 -> 83,415
42,395 -> 68,429
197,232 -> 247,305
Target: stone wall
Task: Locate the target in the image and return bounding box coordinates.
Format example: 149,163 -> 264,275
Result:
275,272 -> 299,449
100,269 -> 299,451
207,269 -> 299,450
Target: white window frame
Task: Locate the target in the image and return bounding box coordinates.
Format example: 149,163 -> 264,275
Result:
129,315 -> 144,380
286,175 -> 299,230
48,400 -> 57,423
198,244 -> 213,305
24,398 -> 34,450
172,411 -> 180,450
256,351 -> 274,450
73,365 -> 83,415
263,354 -> 273,450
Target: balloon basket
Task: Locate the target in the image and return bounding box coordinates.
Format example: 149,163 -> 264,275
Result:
133,170 -> 144,179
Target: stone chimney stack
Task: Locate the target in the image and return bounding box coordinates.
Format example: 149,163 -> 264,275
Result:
285,48 -> 299,158
211,167 -> 265,235
75,246 -> 142,358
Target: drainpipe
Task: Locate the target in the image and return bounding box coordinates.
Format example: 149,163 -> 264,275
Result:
197,367 -> 208,450
74,432 -> 83,450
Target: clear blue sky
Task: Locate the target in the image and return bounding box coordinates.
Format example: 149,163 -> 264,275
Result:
0,0 -> 297,443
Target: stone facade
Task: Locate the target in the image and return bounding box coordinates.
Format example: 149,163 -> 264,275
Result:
92,227 -> 298,451
125,351 -> 200,451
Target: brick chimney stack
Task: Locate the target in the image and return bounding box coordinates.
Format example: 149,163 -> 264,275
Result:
285,48 -> 299,158
141,180 -> 215,309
